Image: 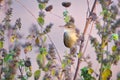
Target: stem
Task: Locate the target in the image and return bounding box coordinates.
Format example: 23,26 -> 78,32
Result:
83,21 -> 94,53
73,0 -> 97,80
15,0 -> 37,20
15,0 -> 62,63
0,66 -> 2,79
98,52 -> 103,80
98,22 -> 105,80
19,66 -> 23,77
73,42 -> 83,80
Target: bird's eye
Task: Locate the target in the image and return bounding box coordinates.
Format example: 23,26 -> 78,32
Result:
68,25 -> 72,28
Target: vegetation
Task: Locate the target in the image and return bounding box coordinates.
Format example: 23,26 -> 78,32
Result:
0,0 -> 120,80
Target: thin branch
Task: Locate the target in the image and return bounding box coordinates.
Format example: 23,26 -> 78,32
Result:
47,35 -> 62,62
98,52 -> 103,80
15,0 -> 37,20
73,0 -> 97,80
0,66 -> 2,79
49,12 -> 63,20
83,0 -> 97,36
18,66 -> 23,78
14,0 -> 62,63
83,21 -> 94,54
98,21 -> 105,80
86,0 -> 90,17
87,0 -> 90,13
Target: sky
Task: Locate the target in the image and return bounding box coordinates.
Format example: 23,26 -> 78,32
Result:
0,0 -> 120,79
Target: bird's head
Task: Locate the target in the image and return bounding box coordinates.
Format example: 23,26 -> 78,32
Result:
64,22 -> 76,33
64,22 -> 75,29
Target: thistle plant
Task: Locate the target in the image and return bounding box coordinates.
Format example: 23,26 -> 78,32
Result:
0,0 -> 120,80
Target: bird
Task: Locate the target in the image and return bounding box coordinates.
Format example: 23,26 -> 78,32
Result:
63,22 -> 78,48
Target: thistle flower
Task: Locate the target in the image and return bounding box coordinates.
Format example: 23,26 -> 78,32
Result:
48,44 -> 56,59
43,23 -> 53,34
70,46 -> 77,54
29,24 -> 38,35
0,48 -> 7,57
39,11 -> 45,17
15,18 -> 21,30
64,65 -> 72,80
5,8 -> 12,16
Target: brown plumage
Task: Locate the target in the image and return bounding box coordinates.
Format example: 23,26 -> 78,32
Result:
63,22 -> 78,48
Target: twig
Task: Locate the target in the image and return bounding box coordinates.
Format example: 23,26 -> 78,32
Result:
50,12 -> 63,20
14,0 -> 62,63
83,21 -> 94,54
98,21 -> 105,80
98,52 -> 103,80
15,0 -> 37,20
73,0 -> 97,80
47,34 -> 62,62
0,66 -> 2,79
18,66 -> 23,78
86,0 -> 90,17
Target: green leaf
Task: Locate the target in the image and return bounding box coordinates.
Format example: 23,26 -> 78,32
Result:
37,17 -> 44,26
43,67 -> 49,72
81,67 -> 95,80
18,59 -> 25,66
64,16 -> 70,23
35,37 -> 40,45
0,41 -> 3,49
78,52 -> 82,58
39,3 -> 46,10
4,54 -> 13,62
25,67 -> 29,72
43,61 -> 52,71
102,69 -> 112,80
51,69 -> 55,76
63,10 -> 68,16
62,60 -> 67,69
39,48 -> 47,55
36,53 -> 46,68
26,71 -> 32,77
43,36 -> 47,43
112,33 -> 119,41
100,9 -> 108,16
34,70 -> 41,80
112,45 -> 117,52
21,76 -> 28,80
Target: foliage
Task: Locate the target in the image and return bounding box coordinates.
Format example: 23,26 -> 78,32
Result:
81,67 -> 95,80
0,0 -> 120,80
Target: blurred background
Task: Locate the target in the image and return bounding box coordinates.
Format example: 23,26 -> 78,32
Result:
0,0 -> 120,80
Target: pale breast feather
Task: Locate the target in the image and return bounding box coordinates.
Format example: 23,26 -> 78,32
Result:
63,32 -> 77,48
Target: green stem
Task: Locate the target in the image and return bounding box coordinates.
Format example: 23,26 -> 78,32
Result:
98,52 -> 103,80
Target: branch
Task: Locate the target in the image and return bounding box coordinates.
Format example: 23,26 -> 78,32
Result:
73,0 -> 97,80
83,21 -> 94,54
0,66 -> 2,79
18,66 -> 23,78
14,0 -> 62,63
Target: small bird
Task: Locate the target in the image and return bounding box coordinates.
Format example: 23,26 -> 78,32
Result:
63,22 -> 78,48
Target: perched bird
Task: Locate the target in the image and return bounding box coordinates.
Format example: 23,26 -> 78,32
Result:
63,22 -> 78,48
